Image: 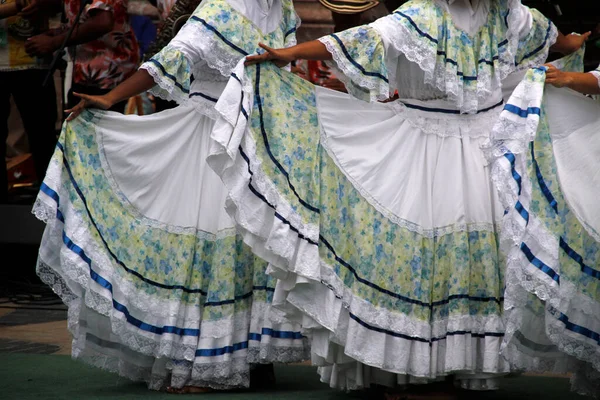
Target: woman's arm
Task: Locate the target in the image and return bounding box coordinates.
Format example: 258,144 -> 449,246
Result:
66,69 -> 156,120
25,9 -> 115,56
245,40 -> 332,67
545,64 -> 600,95
551,31 -> 591,55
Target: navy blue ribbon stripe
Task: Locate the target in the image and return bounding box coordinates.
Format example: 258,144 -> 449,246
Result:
518,18 -> 554,65
553,309 -> 600,347
530,142 -> 558,212
284,26 -> 297,39
329,34 -> 389,83
45,142 -> 277,300
254,65 -> 321,214
190,16 -> 249,56
394,11 -> 508,81
196,328 -> 304,358
238,82 -> 503,309
520,243 -> 560,283
147,59 -> 189,94
404,99 -> 503,114
504,152 -> 522,196
528,141 -> 600,281
238,145 -> 318,246
504,104 -> 541,118
349,312 -> 504,345
189,91 -> 219,103
559,238 -> 600,281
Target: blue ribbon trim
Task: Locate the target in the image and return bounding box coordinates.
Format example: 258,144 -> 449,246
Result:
255,65 -> 321,214
503,104 -> 541,118
518,18 -> 554,65
349,312 -> 504,345
284,26 -> 297,39
329,34 -> 389,84
190,16 -> 249,56
403,99 -> 503,114
530,142 -> 558,213
528,140 -> 600,281
189,91 -> 219,103
147,59 -> 190,94
504,152 -> 522,196
44,142 -> 277,300
519,242 -> 560,283
393,11 -> 508,81
553,309 -> 600,347
559,238 -> 600,281
195,328 -> 304,358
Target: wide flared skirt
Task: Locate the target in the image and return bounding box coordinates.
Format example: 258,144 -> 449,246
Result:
486,67 -> 600,397
34,105 -> 309,390
208,63 -> 510,390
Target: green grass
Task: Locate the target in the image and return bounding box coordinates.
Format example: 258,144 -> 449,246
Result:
0,354 -> 587,400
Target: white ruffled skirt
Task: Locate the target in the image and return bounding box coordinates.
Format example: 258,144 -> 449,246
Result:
208,63 -> 512,390
34,104 -> 309,390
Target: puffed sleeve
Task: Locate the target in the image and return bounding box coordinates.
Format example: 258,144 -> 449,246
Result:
140,22 -> 205,104
317,26 -> 390,103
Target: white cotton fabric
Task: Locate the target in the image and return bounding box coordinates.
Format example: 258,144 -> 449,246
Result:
546,85 -> 600,240
97,106 -> 234,232
315,86 -> 504,235
220,0 -> 283,34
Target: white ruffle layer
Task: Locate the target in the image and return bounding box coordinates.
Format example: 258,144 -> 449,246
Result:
33,110 -> 309,389
209,62 -> 509,390
485,68 -> 600,397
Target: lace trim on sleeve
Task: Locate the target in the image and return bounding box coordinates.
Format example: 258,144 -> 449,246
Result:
140,45 -> 192,105
318,27 -> 390,103
369,0 -> 556,114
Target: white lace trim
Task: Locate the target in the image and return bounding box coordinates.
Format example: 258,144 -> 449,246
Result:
319,124 -> 501,238
37,255 -> 308,366
71,341 -> 307,390
387,100 -> 503,139
33,161 -> 307,359
484,66 -> 600,396
370,0 -> 556,114
141,61 -> 189,106
91,113 -> 234,237
209,66 -> 510,379
318,36 -> 390,104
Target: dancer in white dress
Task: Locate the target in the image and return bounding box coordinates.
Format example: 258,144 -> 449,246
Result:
483,50 -> 600,396
34,0 -> 309,392
205,0 -> 589,396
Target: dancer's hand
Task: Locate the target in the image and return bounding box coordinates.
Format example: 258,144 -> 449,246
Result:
245,43 -> 295,67
65,93 -> 113,121
552,32 -> 591,55
544,64 -> 572,88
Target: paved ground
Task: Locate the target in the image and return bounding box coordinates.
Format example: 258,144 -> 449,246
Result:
0,305 -> 70,356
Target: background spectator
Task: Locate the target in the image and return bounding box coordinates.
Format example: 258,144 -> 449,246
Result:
25,0 -> 140,114
0,0 -> 58,203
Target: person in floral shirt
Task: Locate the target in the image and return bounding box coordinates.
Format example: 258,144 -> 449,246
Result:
26,0 -> 139,113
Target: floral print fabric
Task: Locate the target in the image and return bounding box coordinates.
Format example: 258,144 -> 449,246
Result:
140,0 -> 299,103
321,0 -> 556,112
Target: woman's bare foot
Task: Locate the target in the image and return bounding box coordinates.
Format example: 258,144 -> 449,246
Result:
166,386 -> 214,394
